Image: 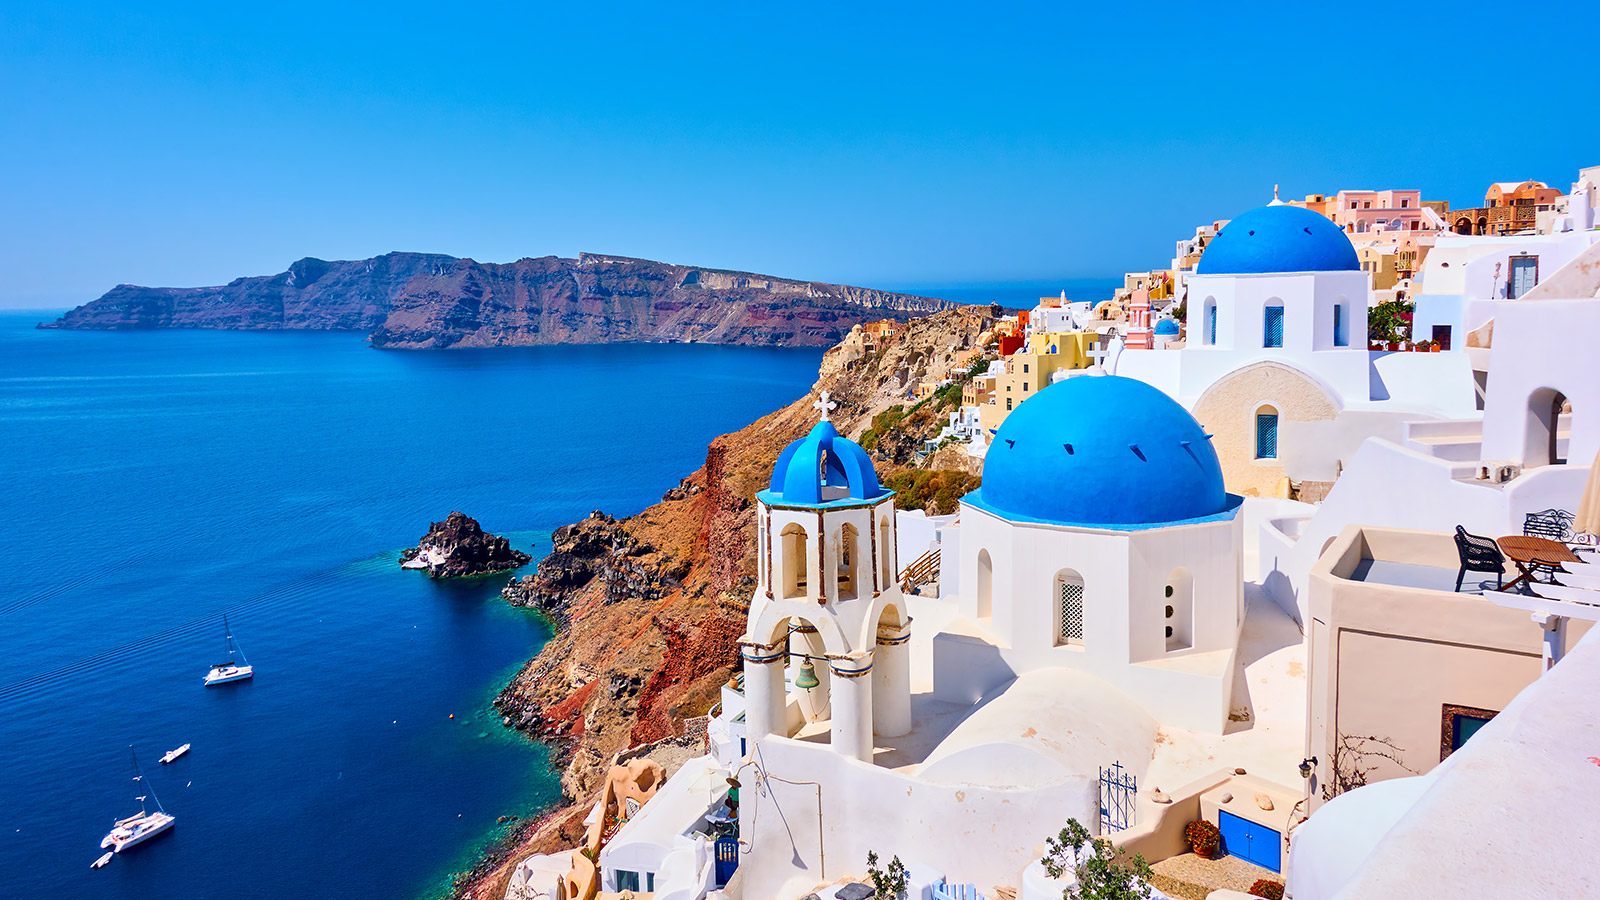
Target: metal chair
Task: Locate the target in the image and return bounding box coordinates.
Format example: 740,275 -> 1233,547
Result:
1523,509 -> 1577,581
1523,508 -> 1575,541
1454,525 -> 1505,592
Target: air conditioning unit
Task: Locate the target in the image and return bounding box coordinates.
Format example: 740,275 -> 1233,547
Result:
1478,461 -> 1522,483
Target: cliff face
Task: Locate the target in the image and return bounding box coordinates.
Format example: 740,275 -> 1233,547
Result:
44,252 -> 954,349
452,305 -> 995,898
45,252 -> 455,332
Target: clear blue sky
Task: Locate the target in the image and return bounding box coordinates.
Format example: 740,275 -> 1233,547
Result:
2,1 -> 1595,308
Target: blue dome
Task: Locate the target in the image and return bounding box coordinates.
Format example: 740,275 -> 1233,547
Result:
763,420 -> 887,506
1155,319 -> 1181,335
970,376 -> 1231,527
1196,205 -> 1359,275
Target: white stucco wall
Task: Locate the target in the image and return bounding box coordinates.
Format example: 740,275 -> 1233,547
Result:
1478,298 -> 1600,468
946,502 -> 1241,732
737,736 -> 1097,900
1258,438 -> 1593,624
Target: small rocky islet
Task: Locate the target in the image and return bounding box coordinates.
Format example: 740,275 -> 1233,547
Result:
399,511 -> 531,578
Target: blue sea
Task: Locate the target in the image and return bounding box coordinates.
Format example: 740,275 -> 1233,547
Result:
0,311 -> 821,900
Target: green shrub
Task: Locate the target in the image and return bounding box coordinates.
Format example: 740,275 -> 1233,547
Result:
866,851 -> 908,900
1042,818 -> 1155,900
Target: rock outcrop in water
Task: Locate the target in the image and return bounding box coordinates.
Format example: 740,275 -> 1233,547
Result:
400,512 -> 531,578
42,252 -> 955,349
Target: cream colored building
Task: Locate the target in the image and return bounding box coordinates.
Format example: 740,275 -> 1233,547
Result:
1305,524 -> 1591,811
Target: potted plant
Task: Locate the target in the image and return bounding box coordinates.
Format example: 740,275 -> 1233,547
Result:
1249,878 -> 1285,899
1184,819 -> 1221,858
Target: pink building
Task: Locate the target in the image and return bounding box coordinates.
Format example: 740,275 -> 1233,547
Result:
1326,190 -> 1438,235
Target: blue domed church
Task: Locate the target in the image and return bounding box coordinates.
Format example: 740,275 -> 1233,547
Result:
1113,199 -> 1467,500
943,374 -> 1246,733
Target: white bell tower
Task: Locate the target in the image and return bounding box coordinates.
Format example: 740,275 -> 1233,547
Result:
739,393 -> 913,762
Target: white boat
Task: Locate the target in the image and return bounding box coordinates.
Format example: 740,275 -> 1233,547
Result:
204,614 -> 254,686
101,747 -> 175,853
160,743 -> 191,765
91,851 -> 113,869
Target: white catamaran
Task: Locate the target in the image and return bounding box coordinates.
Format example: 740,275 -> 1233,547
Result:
101,747 -> 175,853
204,614 -> 254,686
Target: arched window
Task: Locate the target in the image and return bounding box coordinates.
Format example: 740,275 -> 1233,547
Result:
1263,301 -> 1285,348
1054,569 -> 1085,647
1356,219 -> 1368,233
838,523 -> 859,599
1255,405 -> 1279,460
1203,297 -> 1218,346
976,549 -> 993,620
1165,569 -> 1194,652
780,523 -> 809,599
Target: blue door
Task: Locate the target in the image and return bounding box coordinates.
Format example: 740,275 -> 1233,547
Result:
1510,256 -> 1538,298
1219,811 -> 1280,872
714,836 -> 739,886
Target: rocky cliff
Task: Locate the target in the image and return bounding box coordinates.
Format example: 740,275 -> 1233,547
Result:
450,306 -> 994,898
43,252 -> 954,349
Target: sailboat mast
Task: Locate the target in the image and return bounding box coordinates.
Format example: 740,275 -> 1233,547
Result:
130,745 -> 166,814
223,613 -> 237,663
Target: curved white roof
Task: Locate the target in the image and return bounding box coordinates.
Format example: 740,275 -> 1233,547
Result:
915,668 -> 1156,789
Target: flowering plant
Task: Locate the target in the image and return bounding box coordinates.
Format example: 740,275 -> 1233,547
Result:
1183,819 -> 1220,857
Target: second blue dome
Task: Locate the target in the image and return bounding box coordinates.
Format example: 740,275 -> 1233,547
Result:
1197,204 -> 1359,275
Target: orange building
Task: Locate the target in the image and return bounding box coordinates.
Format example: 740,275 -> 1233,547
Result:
1449,181 -> 1565,235
860,319 -> 905,352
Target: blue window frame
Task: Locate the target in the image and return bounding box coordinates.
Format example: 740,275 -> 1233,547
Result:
1442,704 -> 1497,759
1256,412 -> 1278,459
1207,304 -> 1217,345
1333,304 -> 1346,346
1263,306 -> 1284,348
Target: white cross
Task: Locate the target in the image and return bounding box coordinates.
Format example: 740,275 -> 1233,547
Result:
814,390 -> 837,422
1087,340 -> 1110,369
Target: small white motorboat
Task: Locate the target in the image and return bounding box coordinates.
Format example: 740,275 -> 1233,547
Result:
204,614 -> 254,686
91,851 -> 113,869
101,747 -> 176,853
160,743 -> 191,765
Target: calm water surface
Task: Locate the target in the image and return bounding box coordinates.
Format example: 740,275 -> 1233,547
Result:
0,312 -> 820,899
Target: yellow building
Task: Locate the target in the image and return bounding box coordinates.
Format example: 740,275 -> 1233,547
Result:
963,374 -> 996,407
979,331 -> 1099,431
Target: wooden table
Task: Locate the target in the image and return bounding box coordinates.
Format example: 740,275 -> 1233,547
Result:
1497,535 -> 1581,593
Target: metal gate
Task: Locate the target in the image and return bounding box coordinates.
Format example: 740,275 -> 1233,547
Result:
1100,761 -> 1136,833
714,836 -> 739,886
